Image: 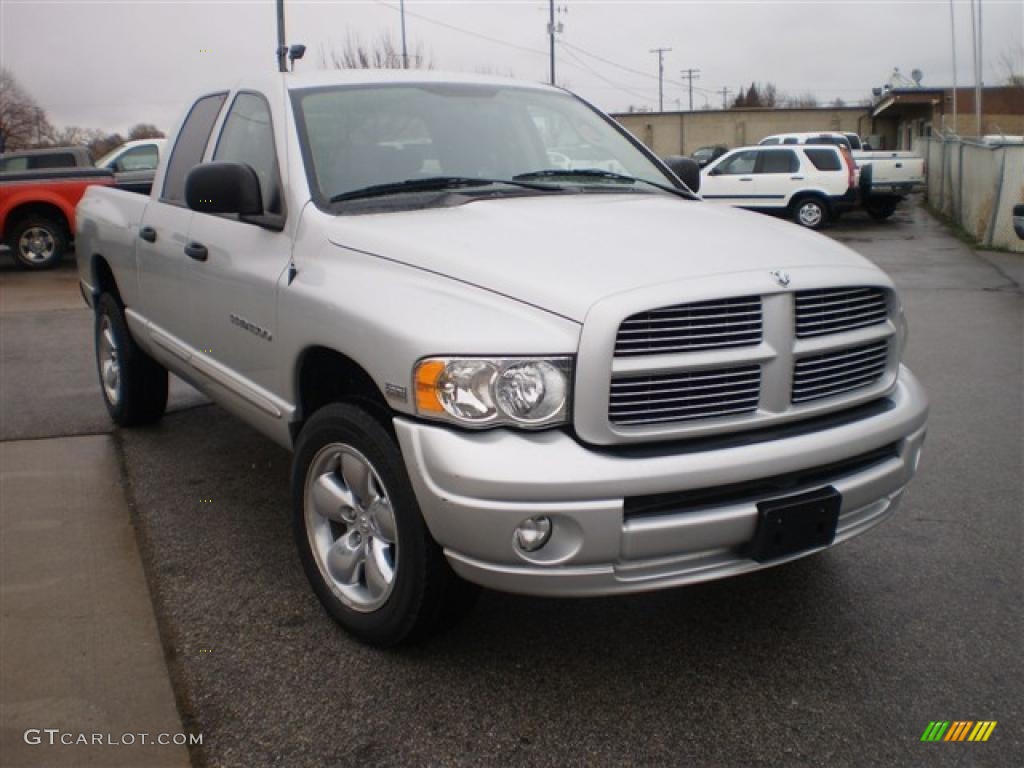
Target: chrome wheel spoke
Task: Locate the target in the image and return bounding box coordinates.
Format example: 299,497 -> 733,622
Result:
311,472 -> 358,523
364,539 -> 393,599
325,534 -> 364,586
341,453 -> 373,505
369,498 -> 397,543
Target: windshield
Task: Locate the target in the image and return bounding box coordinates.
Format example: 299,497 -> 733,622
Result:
291,82 -> 678,206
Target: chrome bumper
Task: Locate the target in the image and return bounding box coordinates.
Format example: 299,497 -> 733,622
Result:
394,366 -> 928,597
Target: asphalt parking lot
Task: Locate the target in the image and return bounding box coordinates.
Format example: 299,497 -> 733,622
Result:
1,200 -> 1021,767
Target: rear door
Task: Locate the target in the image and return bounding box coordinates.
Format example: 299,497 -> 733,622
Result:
183,90 -> 292,399
701,149 -> 758,205
137,92 -> 228,343
752,148 -> 801,208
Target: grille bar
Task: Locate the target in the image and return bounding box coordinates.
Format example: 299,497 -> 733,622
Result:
795,287 -> 888,338
792,341 -> 889,404
615,296 -> 762,357
610,365 -> 760,426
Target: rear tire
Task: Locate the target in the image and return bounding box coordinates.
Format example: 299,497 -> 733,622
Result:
9,215 -> 68,270
291,403 -> 478,647
791,196 -> 830,230
95,293 -> 168,426
865,199 -> 898,220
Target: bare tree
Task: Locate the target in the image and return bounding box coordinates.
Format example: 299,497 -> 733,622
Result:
319,31 -> 432,70
786,92 -> 820,108
128,123 -> 165,140
0,67 -> 52,152
830,97 -> 847,108
998,45 -> 1024,87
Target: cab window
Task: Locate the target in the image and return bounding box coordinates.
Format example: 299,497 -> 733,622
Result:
162,92 -> 227,204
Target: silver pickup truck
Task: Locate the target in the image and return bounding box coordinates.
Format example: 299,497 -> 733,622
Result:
76,71 -> 928,646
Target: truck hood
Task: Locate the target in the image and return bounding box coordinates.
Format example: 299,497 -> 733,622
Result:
325,194 -> 877,322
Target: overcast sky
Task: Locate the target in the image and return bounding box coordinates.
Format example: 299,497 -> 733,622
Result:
2,0 -> 1022,135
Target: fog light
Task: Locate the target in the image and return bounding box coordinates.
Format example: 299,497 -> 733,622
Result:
514,516 -> 552,552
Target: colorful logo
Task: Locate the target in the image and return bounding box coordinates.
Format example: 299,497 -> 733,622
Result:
921,721 -> 997,742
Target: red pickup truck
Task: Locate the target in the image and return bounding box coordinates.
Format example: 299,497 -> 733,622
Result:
0,168 -> 114,270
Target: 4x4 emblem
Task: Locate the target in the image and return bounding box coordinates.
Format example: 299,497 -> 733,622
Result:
770,270 -> 791,287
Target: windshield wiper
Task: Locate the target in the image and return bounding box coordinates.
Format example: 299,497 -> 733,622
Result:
329,176 -> 557,203
512,168 -> 694,198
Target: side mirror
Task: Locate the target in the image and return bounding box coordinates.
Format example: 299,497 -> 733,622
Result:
1014,203 -> 1024,240
185,162 -> 263,216
663,155 -> 701,194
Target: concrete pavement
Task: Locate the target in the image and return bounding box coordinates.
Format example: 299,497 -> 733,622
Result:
0,261 -> 194,767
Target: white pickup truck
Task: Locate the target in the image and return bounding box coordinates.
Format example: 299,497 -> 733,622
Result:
76,71 -> 928,646
760,132 -> 926,220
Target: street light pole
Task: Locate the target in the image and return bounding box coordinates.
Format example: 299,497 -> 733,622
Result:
400,0 -> 409,69
548,0 -> 556,85
276,0 -> 287,73
650,48 -> 671,111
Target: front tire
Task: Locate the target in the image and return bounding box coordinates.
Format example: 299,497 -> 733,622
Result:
95,293 -> 168,425
791,196 -> 830,230
291,404 -> 477,646
9,215 -> 68,270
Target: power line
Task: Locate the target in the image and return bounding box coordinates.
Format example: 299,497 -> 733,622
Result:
649,47 -> 671,111
559,39 -> 715,95
558,44 -> 657,103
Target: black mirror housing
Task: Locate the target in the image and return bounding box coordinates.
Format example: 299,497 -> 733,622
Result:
663,155 -> 701,194
185,162 -> 263,216
1013,203 -> 1024,240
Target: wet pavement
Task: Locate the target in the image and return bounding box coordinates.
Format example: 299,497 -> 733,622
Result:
2,201 -> 1021,766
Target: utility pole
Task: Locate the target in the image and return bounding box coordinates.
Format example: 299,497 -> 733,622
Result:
719,86 -> 732,110
650,47 -> 671,111
969,0 -> 981,135
275,0 -> 287,72
977,0 -> 983,133
548,1 -> 556,85
949,0 -> 958,134
400,0 -> 409,68
680,68 -> 700,111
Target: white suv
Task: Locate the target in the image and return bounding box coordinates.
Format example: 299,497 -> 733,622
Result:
700,145 -> 856,229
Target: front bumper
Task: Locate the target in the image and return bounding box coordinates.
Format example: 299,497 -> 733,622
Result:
395,366 -> 928,597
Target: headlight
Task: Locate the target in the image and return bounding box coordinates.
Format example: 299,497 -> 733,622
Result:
414,357 -> 572,428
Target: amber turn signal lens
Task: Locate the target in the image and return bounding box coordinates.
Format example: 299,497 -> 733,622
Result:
414,360 -> 446,413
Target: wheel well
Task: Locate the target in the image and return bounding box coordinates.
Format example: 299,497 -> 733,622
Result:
294,348 -> 393,440
5,202 -> 69,238
791,192 -> 830,212
91,255 -> 122,306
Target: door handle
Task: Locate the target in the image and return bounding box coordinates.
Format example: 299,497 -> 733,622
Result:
138,226 -> 157,243
740,177 -> 753,182
184,242 -> 208,262
790,176 -> 805,180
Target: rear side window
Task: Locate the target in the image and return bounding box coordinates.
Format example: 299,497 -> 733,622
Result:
759,150 -> 799,173
804,148 -> 842,171
783,138 -> 799,145
0,157 -> 29,172
116,144 -> 159,171
213,93 -> 283,215
760,138 -> 779,146
32,153 -> 77,169
161,92 -> 228,203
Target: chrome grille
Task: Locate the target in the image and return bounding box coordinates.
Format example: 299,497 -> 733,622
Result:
609,365 -> 761,426
792,341 -> 889,404
795,287 -> 888,338
614,296 -> 762,357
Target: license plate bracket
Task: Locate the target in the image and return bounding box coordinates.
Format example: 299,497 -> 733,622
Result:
748,486 -> 841,563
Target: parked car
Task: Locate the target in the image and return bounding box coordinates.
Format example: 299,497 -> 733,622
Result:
76,71 -> 928,647
94,138 -> 166,194
760,132 -> 925,220
1,168 -> 115,268
690,144 -> 728,168
700,144 -> 856,229
0,146 -> 93,173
